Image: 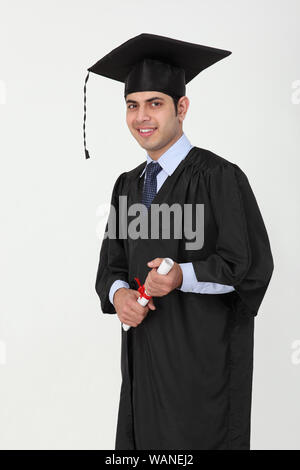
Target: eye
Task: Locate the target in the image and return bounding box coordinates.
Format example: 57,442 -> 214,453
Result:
127,102 -> 161,110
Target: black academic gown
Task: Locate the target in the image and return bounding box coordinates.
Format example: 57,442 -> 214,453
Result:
95,146 -> 274,450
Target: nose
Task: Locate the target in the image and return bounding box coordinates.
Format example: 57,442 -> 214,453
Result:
136,104 -> 151,123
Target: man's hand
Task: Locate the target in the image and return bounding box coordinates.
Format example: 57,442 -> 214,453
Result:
114,288 -> 156,328
144,258 -> 183,297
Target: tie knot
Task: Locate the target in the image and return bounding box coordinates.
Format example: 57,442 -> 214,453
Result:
146,161 -> 162,179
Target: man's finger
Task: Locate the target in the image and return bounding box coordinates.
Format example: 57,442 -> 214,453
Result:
147,257 -> 163,268
148,298 -> 156,310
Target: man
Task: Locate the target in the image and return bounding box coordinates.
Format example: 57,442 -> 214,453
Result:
85,34 -> 274,450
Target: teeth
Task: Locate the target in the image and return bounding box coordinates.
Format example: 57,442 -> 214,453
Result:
139,128 -> 155,133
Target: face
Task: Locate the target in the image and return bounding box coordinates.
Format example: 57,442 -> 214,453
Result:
125,91 -> 189,159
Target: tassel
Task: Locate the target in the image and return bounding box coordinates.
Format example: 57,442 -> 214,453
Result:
83,71 -> 90,159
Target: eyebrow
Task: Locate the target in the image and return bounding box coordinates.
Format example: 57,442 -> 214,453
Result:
126,96 -> 165,104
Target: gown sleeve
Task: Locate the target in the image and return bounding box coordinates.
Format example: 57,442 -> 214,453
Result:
192,163 -> 274,316
95,172 -> 129,314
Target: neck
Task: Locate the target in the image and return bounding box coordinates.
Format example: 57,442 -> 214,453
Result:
147,130 -> 184,161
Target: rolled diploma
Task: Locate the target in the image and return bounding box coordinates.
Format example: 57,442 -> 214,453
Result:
122,257 -> 174,331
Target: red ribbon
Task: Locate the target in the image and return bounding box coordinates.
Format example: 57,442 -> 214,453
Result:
134,277 -> 152,300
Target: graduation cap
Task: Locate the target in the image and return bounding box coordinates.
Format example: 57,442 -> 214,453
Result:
83,33 -> 231,159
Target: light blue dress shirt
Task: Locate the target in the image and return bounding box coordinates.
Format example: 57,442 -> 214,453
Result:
109,132 -> 235,306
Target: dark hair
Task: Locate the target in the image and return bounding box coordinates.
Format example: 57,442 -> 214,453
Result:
171,95 -> 181,116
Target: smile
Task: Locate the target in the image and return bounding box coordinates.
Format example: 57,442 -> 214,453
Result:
138,128 -> 157,137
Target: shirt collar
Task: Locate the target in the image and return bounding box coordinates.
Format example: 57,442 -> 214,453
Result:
139,132 -> 193,178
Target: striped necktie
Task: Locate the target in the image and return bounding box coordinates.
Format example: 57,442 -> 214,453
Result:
142,161 -> 162,209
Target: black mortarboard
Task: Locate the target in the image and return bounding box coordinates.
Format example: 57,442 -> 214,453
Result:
83,33 -> 231,159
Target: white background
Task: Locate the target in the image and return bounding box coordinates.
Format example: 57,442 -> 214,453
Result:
0,0 -> 299,450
